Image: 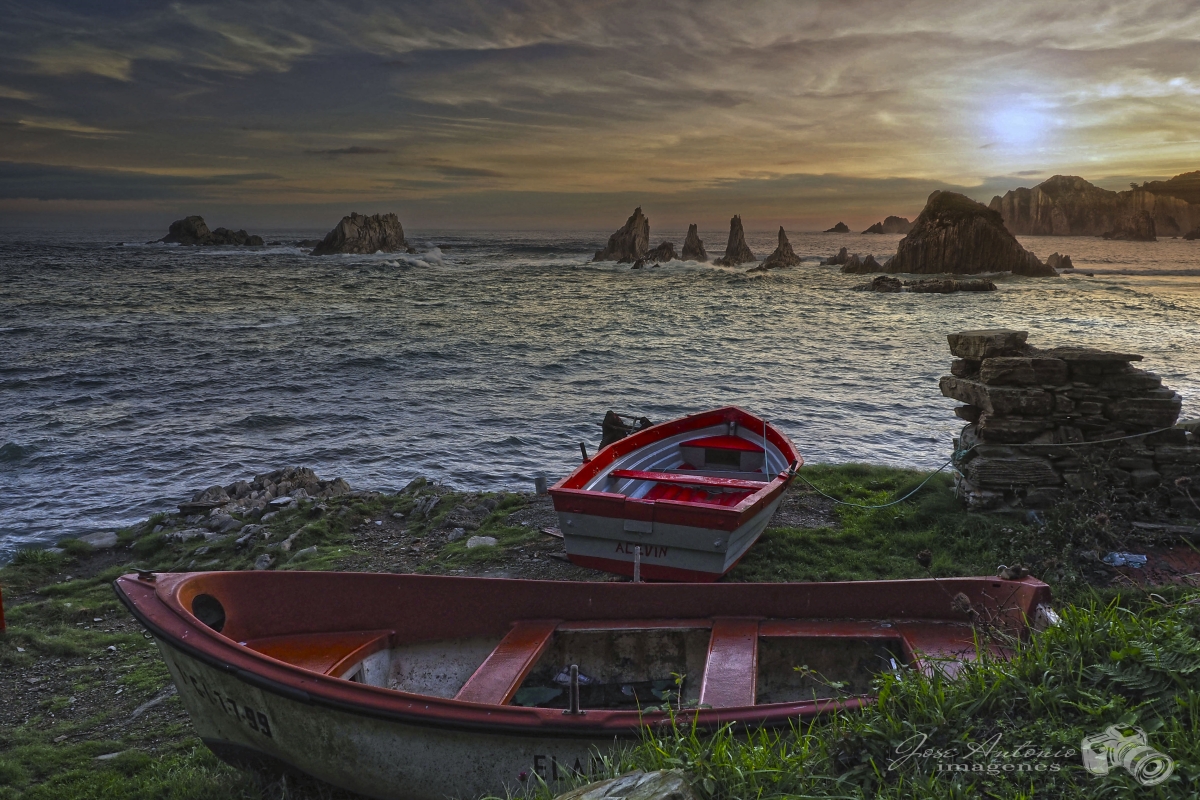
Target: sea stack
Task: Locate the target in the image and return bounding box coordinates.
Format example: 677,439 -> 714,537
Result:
750,227 -> 802,271
862,216 -> 914,235
824,222 -> 850,233
884,191 -> 1056,277
311,212 -> 409,255
681,224 -> 708,262
593,207 -> 650,262
647,241 -> 676,263
713,215 -> 756,266
157,216 -> 264,246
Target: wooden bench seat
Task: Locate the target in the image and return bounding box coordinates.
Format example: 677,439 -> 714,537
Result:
679,435 -> 764,453
610,469 -> 764,491
243,629 -> 393,678
454,620 -> 559,705
699,618 -> 759,708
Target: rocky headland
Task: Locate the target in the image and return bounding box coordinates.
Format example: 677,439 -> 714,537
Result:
713,215 -> 756,266
681,224 -> 708,262
824,222 -> 850,233
862,216 -> 914,235
157,216 -> 263,246
311,212 -> 411,255
859,191 -> 1056,277
594,207 -> 650,262
990,173 -> 1200,237
748,227 -> 802,272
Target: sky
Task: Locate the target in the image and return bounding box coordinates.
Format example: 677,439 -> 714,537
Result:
1,0 -> 1199,231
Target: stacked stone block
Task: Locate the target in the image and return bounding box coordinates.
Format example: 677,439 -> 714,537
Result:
940,329 -> 1199,512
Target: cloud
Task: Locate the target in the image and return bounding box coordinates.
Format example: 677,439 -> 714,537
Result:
9,117 -> 124,136
0,161 -> 278,201
304,146 -> 392,157
0,85 -> 36,101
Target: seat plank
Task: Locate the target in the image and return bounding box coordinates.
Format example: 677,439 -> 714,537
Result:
611,469 -> 764,491
699,618 -> 759,708
454,620 -> 558,705
680,435 -> 764,453
243,630 -> 392,677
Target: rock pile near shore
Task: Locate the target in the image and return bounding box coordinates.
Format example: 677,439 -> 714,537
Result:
312,212 -> 410,255
180,466 -> 352,525
941,329 -> 1198,512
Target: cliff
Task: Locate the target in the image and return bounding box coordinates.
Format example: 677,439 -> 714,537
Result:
312,213 -> 409,255
885,191 -> 1056,277
990,173 -> 1200,237
862,216 -> 913,234
593,207 -> 650,262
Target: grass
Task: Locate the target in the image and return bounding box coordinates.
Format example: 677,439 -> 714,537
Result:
2,464 -> 1198,799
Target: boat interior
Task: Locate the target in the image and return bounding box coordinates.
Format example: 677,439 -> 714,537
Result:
589,418 -> 791,508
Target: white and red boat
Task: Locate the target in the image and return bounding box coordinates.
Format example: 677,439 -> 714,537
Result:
549,407 -> 802,581
114,570 -> 1055,800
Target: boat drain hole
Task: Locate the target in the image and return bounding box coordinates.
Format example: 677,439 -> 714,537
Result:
192,594 -> 226,632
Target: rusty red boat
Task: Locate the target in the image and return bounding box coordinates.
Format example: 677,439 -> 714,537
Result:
115,570 -> 1054,800
549,406 -> 802,581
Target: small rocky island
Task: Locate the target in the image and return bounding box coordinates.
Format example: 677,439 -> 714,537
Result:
157,216 -> 263,246
594,207 -> 650,262
311,212 -> 412,255
713,215 -> 756,266
840,191 -> 1057,277
824,222 -> 850,233
862,216 -> 913,234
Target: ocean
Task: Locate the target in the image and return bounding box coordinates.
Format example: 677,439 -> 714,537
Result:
2,227 -> 1198,559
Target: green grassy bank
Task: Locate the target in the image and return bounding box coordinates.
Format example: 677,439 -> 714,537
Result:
1,465 -> 1197,799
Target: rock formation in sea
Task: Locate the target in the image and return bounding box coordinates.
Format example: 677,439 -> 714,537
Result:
822,247 -> 849,265
1045,253 -> 1074,270
593,207 -> 650,262
713,215 -> 756,266
647,241 -> 676,263
1185,226 -> 1200,241
861,216 -> 914,234
158,216 -> 264,246
852,275 -> 996,293
311,212 -> 410,255
840,254 -> 885,274
749,227 -> 802,271
681,224 -> 707,262
883,191 -> 1056,277
1102,210 -> 1157,241
824,222 -> 850,233
989,173 -> 1200,237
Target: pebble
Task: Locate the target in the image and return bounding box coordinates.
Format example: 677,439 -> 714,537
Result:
375,520 -> 383,526
260,512 -> 278,523
447,528 -> 466,542
466,536 -> 498,549
93,617 -> 102,622
94,752 -> 123,761
106,645 -> 117,652
16,647 -> 24,652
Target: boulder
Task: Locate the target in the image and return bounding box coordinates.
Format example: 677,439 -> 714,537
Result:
681,224 -> 707,262
824,222 -> 850,233
853,275 -> 903,292
713,215 -> 756,266
78,531 -> 119,550
647,241 -> 676,263
554,770 -> 698,800
947,330 -> 1028,359
905,278 -> 997,293
1045,252 -> 1073,270
861,216 -> 914,234
1102,209 -> 1157,241
1185,226 -> 1200,241
312,212 -> 409,255
594,207 -> 650,262
822,247 -> 849,265
886,191 -> 1056,277
158,216 -> 263,246
749,227 -> 801,271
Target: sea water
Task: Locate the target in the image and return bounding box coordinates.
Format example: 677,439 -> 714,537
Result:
1,228 -> 1198,558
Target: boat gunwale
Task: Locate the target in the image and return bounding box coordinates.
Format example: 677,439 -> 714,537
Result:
113,571 -> 1051,738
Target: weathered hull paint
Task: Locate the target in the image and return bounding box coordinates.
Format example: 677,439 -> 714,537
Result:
157,639 -> 616,800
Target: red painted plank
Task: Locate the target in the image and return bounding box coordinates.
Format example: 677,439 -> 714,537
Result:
454,620 -> 558,705
611,469 -> 764,490
699,618 -> 759,708
680,435 -> 764,453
